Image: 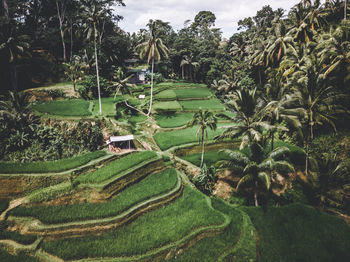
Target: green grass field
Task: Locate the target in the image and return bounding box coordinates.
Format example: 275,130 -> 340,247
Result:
10,169 -> 178,224
242,203 -> 350,262
154,124 -> 226,151
170,198 -> 256,262
179,98 -> 226,111
155,90 -> 177,100
93,97 -> 117,117
0,249 -> 39,262
153,101 -> 183,111
182,150 -> 232,167
42,186 -> 225,260
0,151 -> 106,174
156,113 -> 194,128
76,151 -> 158,184
32,99 -> 91,116
174,88 -> 212,99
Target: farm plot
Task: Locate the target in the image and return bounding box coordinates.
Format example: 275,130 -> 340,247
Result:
156,113 -> 194,128
154,124 -> 227,151
152,101 -> 183,111
0,151 -> 107,174
174,88 -> 212,100
179,98 -> 226,111
32,99 -> 91,117
75,151 -> 158,184
10,169 -> 178,224
41,186 -> 227,260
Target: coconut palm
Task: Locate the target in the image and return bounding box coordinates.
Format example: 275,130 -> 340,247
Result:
217,145 -> 294,206
317,25 -> 350,81
262,69 -> 304,150
138,19 -> 169,117
266,20 -> 296,66
288,53 -> 348,174
187,109 -> 217,168
216,88 -> 276,150
63,55 -> 89,91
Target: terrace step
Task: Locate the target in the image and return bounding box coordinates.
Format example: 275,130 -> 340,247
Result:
8,173 -> 183,239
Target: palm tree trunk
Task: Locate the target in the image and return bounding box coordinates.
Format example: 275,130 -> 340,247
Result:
181,65 -> 184,79
254,181 -> 259,207
10,63 -> 18,92
70,23 -> 73,61
200,129 -> 205,168
94,22 -> 102,116
2,0 -> 8,18
147,56 -> 154,117
345,0 -> 347,20
56,0 -> 66,62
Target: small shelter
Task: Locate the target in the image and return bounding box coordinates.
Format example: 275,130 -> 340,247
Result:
106,135 -> 136,153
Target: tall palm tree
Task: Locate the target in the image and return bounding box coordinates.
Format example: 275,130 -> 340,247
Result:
138,19 -> 169,117
217,146 -> 294,206
187,109 -> 217,168
289,53 -> 347,174
262,70 -> 304,150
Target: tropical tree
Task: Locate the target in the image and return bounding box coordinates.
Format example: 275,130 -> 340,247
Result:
0,20 -> 30,92
217,88 -> 276,150
63,55 -> 89,91
180,55 -> 199,81
187,109 -> 217,168
193,163 -> 217,195
138,19 -> 169,117
80,0 -> 124,115
217,145 -> 294,206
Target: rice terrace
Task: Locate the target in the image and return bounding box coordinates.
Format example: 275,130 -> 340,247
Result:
1,0 -> 350,261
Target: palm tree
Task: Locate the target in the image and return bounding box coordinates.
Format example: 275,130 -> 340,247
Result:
288,53 -> 347,174
138,19 -> 169,117
216,88 -> 275,150
266,20 -> 295,66
262,70 -> 304,150
180,55 -> 199,81
317,25 -> 350,81
63,55 -> 89,91
187,109 -> 217,168
217,146 -> 294,206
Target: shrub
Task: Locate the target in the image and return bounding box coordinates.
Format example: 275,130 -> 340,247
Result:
47,89 -> 66,99
79,75 -> 111,99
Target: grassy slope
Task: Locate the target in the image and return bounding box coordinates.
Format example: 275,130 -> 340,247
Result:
153,101 -> 183,111
154,124 -> 226,151
156,113 -> 194,128
76,151 -> 157,184
42,186 -> 225,260
154,90 -> 177,100
242,203 -> 350,262
93,97 -> 117,117
10,169 -> 178,224
0,151 -> 106,174
32,99 -> 91,116
169,198 -> 256,262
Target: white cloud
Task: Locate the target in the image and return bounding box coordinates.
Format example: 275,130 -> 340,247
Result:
114,0 -> 307,38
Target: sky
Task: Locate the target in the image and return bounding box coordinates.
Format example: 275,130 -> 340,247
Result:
114,0 -> 302,39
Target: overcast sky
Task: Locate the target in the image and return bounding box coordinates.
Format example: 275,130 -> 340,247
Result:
114,0 -> 303,39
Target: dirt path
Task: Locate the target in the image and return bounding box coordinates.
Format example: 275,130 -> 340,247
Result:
0,197 -> 26,221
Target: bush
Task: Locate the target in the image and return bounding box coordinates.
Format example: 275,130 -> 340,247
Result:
79,75 -> 111,99
47,89 -> 66,99
146,72 -> 164,83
